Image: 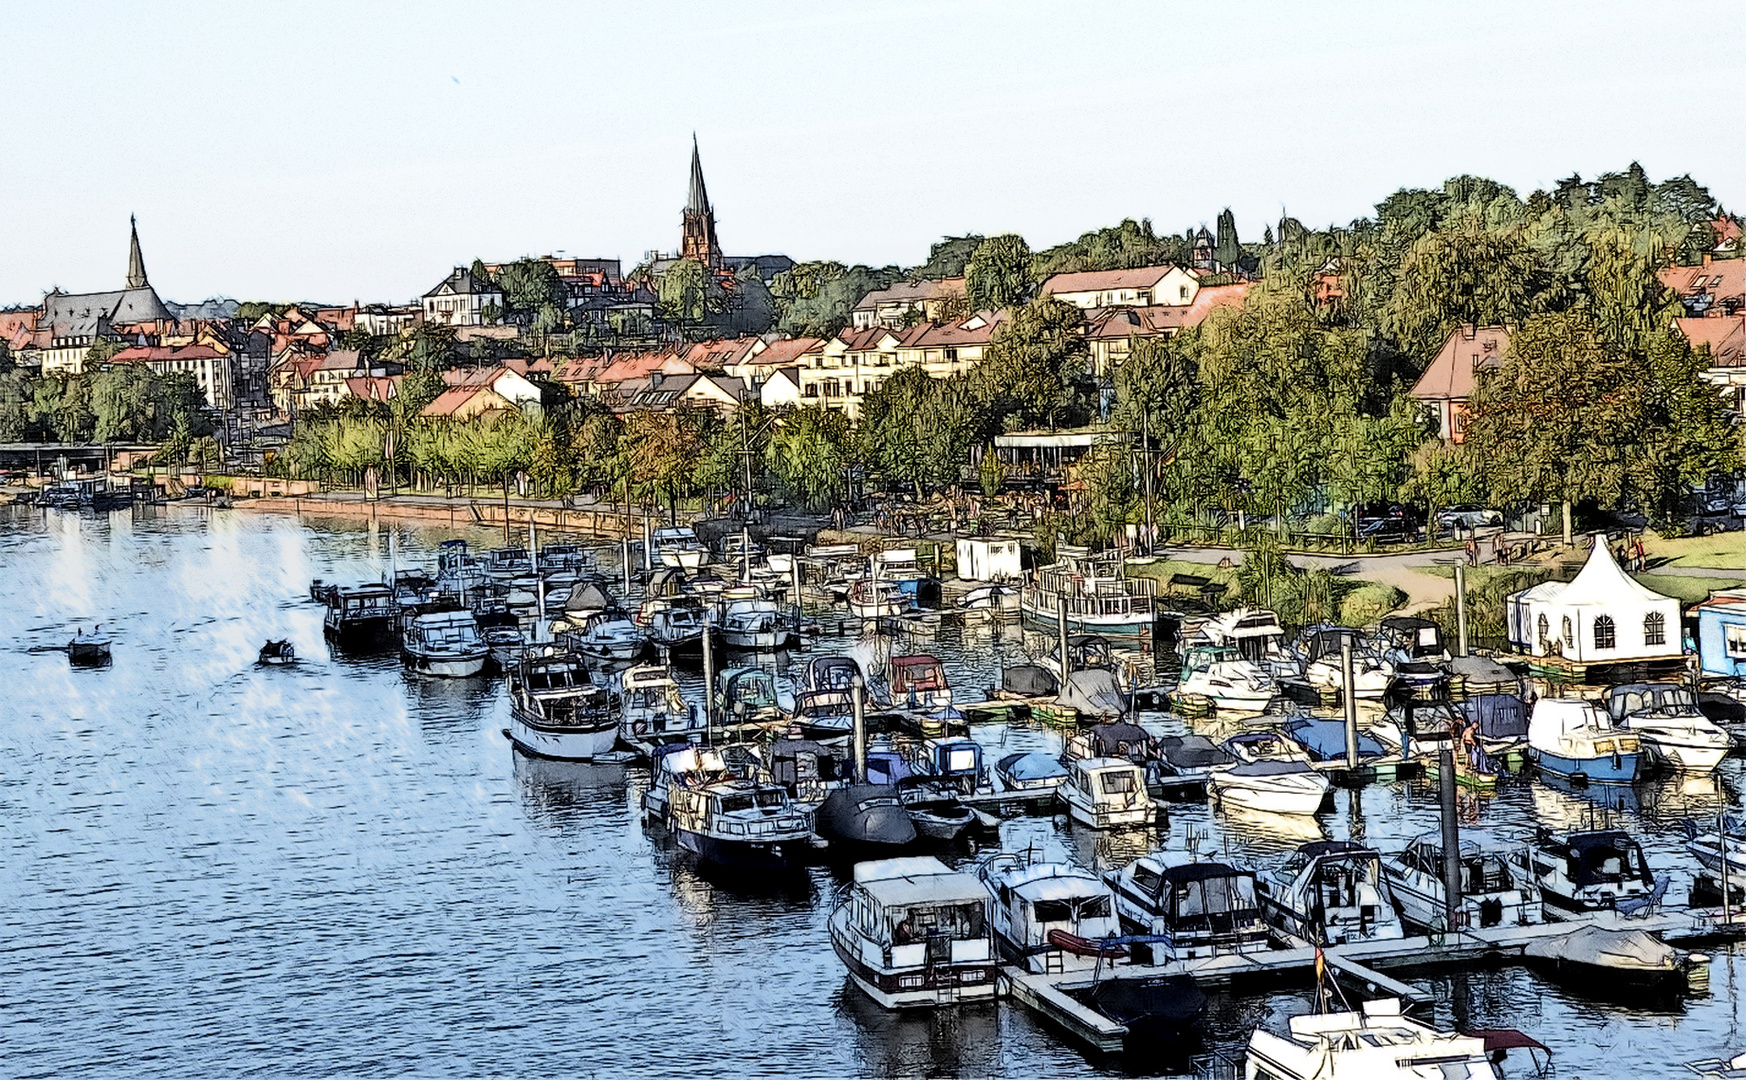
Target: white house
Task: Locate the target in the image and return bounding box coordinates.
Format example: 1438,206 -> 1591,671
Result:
422,267 -> 503,327
1507,537 -> 1682,662
1040,265 -> 1201,310
759,367 -> 803,410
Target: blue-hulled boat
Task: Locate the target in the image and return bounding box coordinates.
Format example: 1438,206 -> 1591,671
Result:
1528,698 -> 1641,785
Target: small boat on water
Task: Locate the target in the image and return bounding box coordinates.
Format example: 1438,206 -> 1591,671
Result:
827,856 -> 997,1009
995,752 -> 1069,796
257,639 -> 295,666
1604,682 -> 1731,773
1464,691 -> 1530,759
816,783 -> 917,852
791,689 -> 856,742
1381,834 -> 1542,931
67,626 -> 113,667
1686,814 -> 1746,880
1208,759 -> 1330,816
1244,998 -> 1498,1080
1107,851 -> 1269,961
619,663 -> 699,745
1298,625 -> 1393,700
869,548 -> 940,608
483,625 -> 526,670
1257,840 -> 1404,945
895,775 -> 977,841
402,609 -> 490,677
482,546 -> 534,582
1200,608 -> 1304,683
1177,642 -> 1276,711
570,608 -> 647,664
957,583 -> 1017,614
642,743 -> 734,823
645,602 -> 711,655
889,654 -> 953,712
717,666 -> 783,725
652,525 -> 709,569
667,776 -> 815,871
1528,697 -> 1642,785
1528,827 -> 1665,914
1060,756 -> 1154,830
916,736 -> 993,796
1153,734 -> 1236,785
1279,715 -> 1393,768
506,650 -> 619,760
979,851 -> 1124,972
720,597 -> 793,651
847,578 -> 908,619
805,655 -> 863,694
1523,924 -> 1705,997
322,583 -> 397,640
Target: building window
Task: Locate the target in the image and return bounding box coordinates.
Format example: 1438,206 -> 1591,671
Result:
1644,612 -> 1666,647
1561,616 -> 1573,649
944,348 -> 958,363
1536,614 -> 1549,646
1593,615 -> 1616,650
1728,623 -> 1746,659
804,384 -> 818,397
1179,286 -> 1189,300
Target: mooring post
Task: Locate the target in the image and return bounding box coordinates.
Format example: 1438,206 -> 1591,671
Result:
622,535 -> 631,594
1454,559 -> 1469,658
701,608 -> 715,742
1342,636 -> 1359,768
851,675 -> 868,783
1057,591 -> 1071,681
1440,743 -> 1462,932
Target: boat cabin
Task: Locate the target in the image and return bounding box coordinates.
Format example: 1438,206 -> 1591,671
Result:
1378,615 -> 1449,661
1385,835 -> 1541,930
1260,840 -> 1402,945
323,583 -> 396,635
1604,682 -> 1701,723
920,737 -> 988,794
829,857 -> 996,1009
1530,829 -> 1656,912
484,547 -> 533,576
718,667 -> 779,719
807,655 -> 862,693
1061,756 -> 1152,829
980,855 -> 1121,973
1108,854 -> 1267,960
890,655 -> 950,708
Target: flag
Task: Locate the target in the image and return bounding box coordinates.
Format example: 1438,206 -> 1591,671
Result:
1314,945 -> 1325,984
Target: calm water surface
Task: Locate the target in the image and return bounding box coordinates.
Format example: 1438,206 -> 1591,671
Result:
2,506 -> 1744,1078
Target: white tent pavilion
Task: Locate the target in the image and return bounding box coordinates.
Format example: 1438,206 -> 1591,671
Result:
1506,537 -> 1682,662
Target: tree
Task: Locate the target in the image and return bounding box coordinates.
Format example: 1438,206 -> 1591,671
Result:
1215,209 -> 1240,271
1032,219 -> 1186,277
725,265 -> 776,335
658,258 -> 722,327
495,257 -> 566,316
770,261 -> 898,338
1382,225 -> 1560,370
0,369 -> 33,440
965,234 -> 1033,311
972,298 -> 1090,429
766,406 -> 851,510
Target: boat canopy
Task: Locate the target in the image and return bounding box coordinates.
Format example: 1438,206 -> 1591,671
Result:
1464,693 -> 1528,740
1281,717 -> 1387,761
998,751 -> 1067,782
1523,925 -> 1679,973
1002,664 -> 1058,697
1157,734 -> 1235,769
1055,668 -> 1128,718
565,582 -> 613,614
1604,682 -> 1699,720
1082,721 -> 1153,760
1555,830 -> 1654,888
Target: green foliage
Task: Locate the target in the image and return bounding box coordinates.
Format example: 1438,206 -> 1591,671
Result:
766,406 -> 850,510
495,258 -> 567,316
971,298 -> 1089,429
965,234 -> 1033,311
978,448 -> 1005,499
1215,209 -> 1240,270
911,236 -> 983,280
234,301 -> 283,324
1338,583 -> 1408,627
1032,219 -> 1187,277
770,262 -> 898,338
0,369 -> 33,440
1382,224 -> 1560,370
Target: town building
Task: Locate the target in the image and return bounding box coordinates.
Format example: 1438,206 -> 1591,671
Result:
1408,324 -> 1510,443
1082,282 -> 1250,377
105,342 -> 236,412
1660,254 -> 1745,318
35,219 -> 176,375
642,138 -> 793,284
422,267 -> 503,327
850,278 -> 966,329
356,304 -> 422,337
1040,265 -> 1202,310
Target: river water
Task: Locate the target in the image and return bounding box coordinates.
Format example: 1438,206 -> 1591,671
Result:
2,505 -> 1743,1078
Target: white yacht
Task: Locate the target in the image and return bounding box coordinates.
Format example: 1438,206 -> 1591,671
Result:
1201,608 -> 1305,682
847,577 -> 908,619
667,776 -> 815,871
642,743 -> 733,824
652,525 -> 709,569
1528,828 -> 1661,914
618,664 -> 700,745
1299,626 -> 1393,700
979,853 -> 1123,973
1107,852 -> 1269,961
1605,683 -> 1731,772
401,609 -> 490,677
1381,835 -> 1543,932
1210,732 -> 1331,815
828,857 -> 996,1009
1244,998 -> 1501,1080
1257,841 -> 1403,945
720,597 -> 792,650
506,650 -> 619,760
1060,757 -> 1154,829
571,608 -> 648,664
1177,642 -> 1277,711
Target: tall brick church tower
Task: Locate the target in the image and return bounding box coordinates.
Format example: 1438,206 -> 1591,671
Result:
680,135 -> 721,268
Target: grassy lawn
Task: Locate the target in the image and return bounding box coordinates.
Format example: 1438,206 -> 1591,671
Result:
1644,530 -> 1746,570
1633,573 -> 1742,605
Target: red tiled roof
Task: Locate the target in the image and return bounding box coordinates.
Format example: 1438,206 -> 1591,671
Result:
109,344 -> 227,363
902,310 -> 1011,348
738,337 -> 820,368
1659,257 -> 1746,304
345,376 -> 402,401
420,385 -> 513,418
1675,315 -> 1746,367
1041,265 -> 1184,296
1409,325 -> 1511,402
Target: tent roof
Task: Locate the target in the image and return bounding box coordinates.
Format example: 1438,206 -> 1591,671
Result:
1561,535 -> 1675,605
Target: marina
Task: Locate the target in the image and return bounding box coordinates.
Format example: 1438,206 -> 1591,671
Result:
11,504 -> 1746,1078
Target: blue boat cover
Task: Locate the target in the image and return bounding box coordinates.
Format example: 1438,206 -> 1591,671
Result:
998,751 -> 1067,782
1282,717 -> 1387,761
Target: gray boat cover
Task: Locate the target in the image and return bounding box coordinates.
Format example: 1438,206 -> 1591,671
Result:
564,582 -> 613,614
1056,668 -> 1128,718
1003,664 -> 1058,697
647,567 -> 687,596
1159,734 -> 1235,769
1522,926 -> 1679,973
1086,721 -> 1153,758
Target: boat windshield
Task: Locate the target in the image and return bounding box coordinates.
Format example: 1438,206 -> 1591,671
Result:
1032,895 -> 1111,923
894,902 -> 984,943
718,790 -> 787,814
1174,876 -> 1259,919
1099,771 -> 1138,795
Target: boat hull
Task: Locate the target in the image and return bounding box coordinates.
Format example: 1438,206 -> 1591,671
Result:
1209,774 -> 1328,816
1530,748 -> 1640,784
1020,603 -> 1158,643
403,649 -> 489,677
1061,791 -> 1154,830
507,714 -> 619,760
673,827 -> 806,871
828,919 -> 996,1009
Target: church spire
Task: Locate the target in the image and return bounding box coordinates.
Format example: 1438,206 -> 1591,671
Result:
126,215 -> 149,289
687,133 -> 711,215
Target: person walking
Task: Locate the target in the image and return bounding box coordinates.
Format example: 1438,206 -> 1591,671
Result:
1465,537 -> 1478,566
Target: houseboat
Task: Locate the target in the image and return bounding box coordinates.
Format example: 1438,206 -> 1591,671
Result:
828,857 -> 996,1009
402,609 -> 490,677
1604,682 -> 1731,773
507,650 -> 619,760
1020,547 -> 1163,645
1244,998 -> 1499,1080
1257,841 -> 1403,945
979,852 -> 1123,973
1107,852 -> 1269,961
1528,828 -> 1662,914
1528,698 -> 1642,784
323,583 -> 397,640
1381,835 -> 1543,931
666,776 -> 815,871
1060,756 -> 1154,829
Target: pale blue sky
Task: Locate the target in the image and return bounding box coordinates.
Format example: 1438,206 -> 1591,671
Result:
3,1 -> 1742,306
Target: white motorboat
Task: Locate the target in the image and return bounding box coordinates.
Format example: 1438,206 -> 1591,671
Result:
1107,852 -> 1269,961
1200,608 -> 1304,682
847,578 -> 908,619
1528,828 -> 1663,915
1208,759 -> 1330,816
979,852 -> 1123,973
791,689 -> 856,742
1381,834 -> 1543,932
571,609 -> 648,664
1604,682 -> 1731,772
1687,815 -> 1746,879
870,548 -> 939,608
645,601 -> 711,655
618,663 -> 701,745
483,625 -> 526,670
957,583 -> 1018,614
1298,625 -> 1393,700
994,751 -> 1069,796
1528,698 -> 1642,785
1257,841 -> 1404,945
401,609 -> 490,677
482,546 -> 534,583
720,597 -> 793,651
889,654 -> 953,712
1060,756 -> 1154,830
667,776 -> 815,871
828,856 -> 996,1009
652,525 -> 709,569
506,650 -> 619,760
1177,642 -> 1276,711
1244,998 -> 1500,1080
642,742 -> 734,823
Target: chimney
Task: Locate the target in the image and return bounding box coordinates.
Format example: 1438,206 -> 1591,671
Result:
1703,254 -> 1713,267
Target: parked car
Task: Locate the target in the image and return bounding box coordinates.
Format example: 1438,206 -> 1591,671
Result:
1435,505 -> 1503,531
1354,502 -> 1422,543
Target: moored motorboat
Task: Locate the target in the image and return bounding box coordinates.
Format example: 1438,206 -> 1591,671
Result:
506,650 -> 619,760
816,783 -> 917,852
827,857 -> 996,1009
979,852 -> 1124,972
896,776 -> 977,841
790,689 -> 855,742
570,608 -> 647,664
1256,840 -> 1403,945
847,578 -> 908,619
618,663 -> 700,745
994,751 -> 1069,796
1605,682 -> 1730,773
652,525 -> 709,569
1298,625 -> 1393,700
1381,834 -> 1542,931
1208,759 -> 1330,816
667,776 -> 815,871
1528,827 -> 1664,914
720,597 -> 793,651
1107,851 -> 1269,961
67,626 -> 113,667
1244,998 -> 1497,1080
402,609 -> 490,677
1522,924 -> 1704,997
1528,697 -> 1642,784
717,666 -> 783,726
1177,642 -> 1276,711
257,639 -> 295,666
1060,756 -> 1154,830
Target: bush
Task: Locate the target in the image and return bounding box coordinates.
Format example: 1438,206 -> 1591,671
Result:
1338,583 -> 1407,627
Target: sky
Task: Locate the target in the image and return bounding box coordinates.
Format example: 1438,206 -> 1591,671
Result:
3,0 -> 1743,307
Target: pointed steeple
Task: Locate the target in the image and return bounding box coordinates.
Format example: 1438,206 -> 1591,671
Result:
687,134 -> 711,214
126,215 -> 149,289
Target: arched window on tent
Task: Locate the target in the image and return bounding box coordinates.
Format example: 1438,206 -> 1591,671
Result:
1593,615 -> 1617,650
1644,611 -> 1667,647
1561,616 -> 1573,650
1537,614 -> 1550,650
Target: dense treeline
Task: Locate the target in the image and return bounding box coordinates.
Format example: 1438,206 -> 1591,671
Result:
0,349 -> 216,463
